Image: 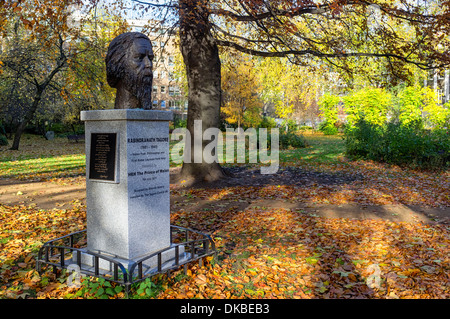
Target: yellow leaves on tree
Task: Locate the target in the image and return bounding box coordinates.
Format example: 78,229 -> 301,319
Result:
221,53 -> 263,128
257,57 -> 322,121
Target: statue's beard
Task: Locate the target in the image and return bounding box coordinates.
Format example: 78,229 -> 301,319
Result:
123,67 -> 153,109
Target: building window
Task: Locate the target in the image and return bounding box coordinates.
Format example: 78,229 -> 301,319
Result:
161,86 -> 166,94
169,86 -> 181,96
161,100 -> 166,108
160,71 -> 166,79
152,86 -> 158,94
153,100 -> 158,108
168,56 -> 174,67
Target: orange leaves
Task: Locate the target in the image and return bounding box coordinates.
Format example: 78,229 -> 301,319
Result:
160,204 -> 450,299
1,133 -> 449,299
1,193 -> 449,299
20,18 -> 33,30
0,203 -> 86,299
174,160 -> 449,208
194,274 -> 208,286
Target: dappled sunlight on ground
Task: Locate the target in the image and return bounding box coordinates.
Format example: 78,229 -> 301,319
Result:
0,132 -> 448,299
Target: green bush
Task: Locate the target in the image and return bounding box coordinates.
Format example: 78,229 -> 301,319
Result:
318,93 -> 340,134
279,131 -> 307,149
344,87 -> 392,128
345,119 -> 449,170
298,125 -> 313,131
344,119 -> 384,159
173,118 -> 187,129
259,116 -> 278,129
49,123 -> 69,134
257,129 -> 307,150
282,119 -> 299,132
319,121 -> 338,135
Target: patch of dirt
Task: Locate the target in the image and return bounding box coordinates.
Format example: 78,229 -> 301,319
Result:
171,166 -> 450,225
0,177 -> 85,210
171,166 -> 364,189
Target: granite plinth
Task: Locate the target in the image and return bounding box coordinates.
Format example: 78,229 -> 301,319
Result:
81,109 -> 173,262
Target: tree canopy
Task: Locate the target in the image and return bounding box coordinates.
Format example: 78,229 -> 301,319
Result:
122,0 -> 450,83
2,0 -> 450,180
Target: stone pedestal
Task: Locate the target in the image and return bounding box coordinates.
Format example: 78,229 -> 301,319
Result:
79,109 -> 175,272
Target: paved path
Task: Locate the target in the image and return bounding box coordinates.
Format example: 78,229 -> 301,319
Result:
1,178 -> 449,225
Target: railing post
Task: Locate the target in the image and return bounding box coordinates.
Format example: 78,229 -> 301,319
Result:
138,263 -> 143,279
94,256 -> 99,276
69,235 -> 74,252
76,250 -> 81,268
192,241 -> 196,258
114,264 -> 119,281
60,248 -> 65,267
158,253 -> 162,272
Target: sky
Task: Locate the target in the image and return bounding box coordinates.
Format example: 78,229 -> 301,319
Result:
79,0 -> 166,21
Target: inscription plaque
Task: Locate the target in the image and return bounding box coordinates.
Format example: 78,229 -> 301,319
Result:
89,133 -> 117,182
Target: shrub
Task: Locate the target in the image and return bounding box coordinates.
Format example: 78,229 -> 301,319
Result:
173,118 -> 187,128
282,118 -> 299,132
257,129 -> 307,150
49,123 -> 68,134
344,119 -> 382,159
298,125 -> 313,131
259,116 -> 277,129
344,87 -> 392,128
318,93 -> 341,135
319,121 -> 339,135
279,131 -> 307,149
345,119 -> 449,170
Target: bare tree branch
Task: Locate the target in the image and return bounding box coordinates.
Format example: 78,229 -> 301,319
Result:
216,39 -> 444,70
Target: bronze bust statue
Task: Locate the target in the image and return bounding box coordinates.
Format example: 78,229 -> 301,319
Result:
105,32 -> 154,109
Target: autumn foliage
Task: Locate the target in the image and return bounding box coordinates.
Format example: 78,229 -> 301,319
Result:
0,134 -> 449,299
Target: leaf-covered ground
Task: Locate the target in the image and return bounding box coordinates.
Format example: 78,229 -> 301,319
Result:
165,207 -> 449,299
0,133 -> 449,299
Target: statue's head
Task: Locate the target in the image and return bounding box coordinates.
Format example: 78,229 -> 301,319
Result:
105,32 -> 154,109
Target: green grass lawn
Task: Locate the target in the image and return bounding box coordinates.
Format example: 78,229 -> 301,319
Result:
0,135 -> 86,179
0,132 -> 345,179
280,133 -> 345,165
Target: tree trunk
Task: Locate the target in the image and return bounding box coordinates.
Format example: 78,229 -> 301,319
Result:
10,87 -> 43,150
178,0 -> 226,184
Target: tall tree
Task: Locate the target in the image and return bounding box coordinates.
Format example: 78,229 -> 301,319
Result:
6,1 -> 447,179
123,0 -> 450,183
0,0 -> 85,150
177,0 -> 225,182
0,0 -> 127,150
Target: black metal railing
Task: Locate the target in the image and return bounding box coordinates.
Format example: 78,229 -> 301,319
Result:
36,225 -> 216,287
129,225 -> 215,284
